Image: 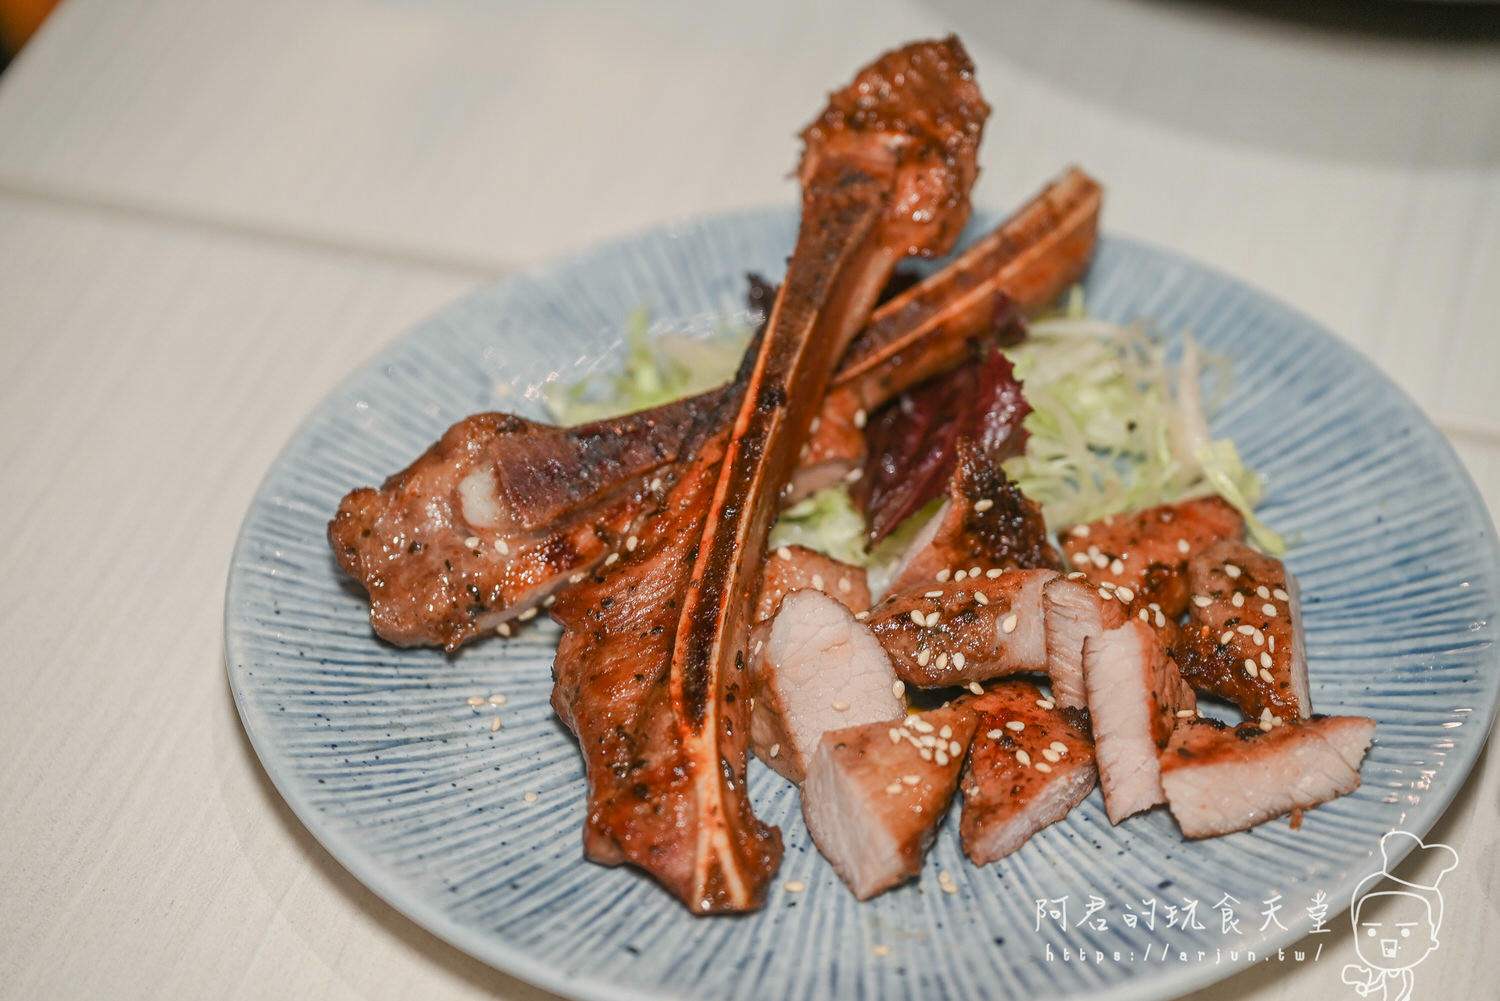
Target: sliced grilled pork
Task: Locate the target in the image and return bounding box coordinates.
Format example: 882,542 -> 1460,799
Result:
755,545 -> 870,622
1057,496 -> 1245,620
1082,619 -> 1197,823
1160,715 -> 1375,837
883,442 -> 1060,596
1172,540 -> 1310,721
958,681 -> 1097,865
867,568 -> 1055,687
747,590 -> 904,783
1042,573 -> 1128,709
801,704 -> 978,899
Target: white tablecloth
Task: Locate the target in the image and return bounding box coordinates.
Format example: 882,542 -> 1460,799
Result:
1,2 -> 1495,998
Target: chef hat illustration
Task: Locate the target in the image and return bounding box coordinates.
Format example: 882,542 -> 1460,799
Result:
1351,831 -> 1460,932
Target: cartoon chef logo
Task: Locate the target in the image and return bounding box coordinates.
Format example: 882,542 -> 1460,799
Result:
1340,831 -> 1459,1001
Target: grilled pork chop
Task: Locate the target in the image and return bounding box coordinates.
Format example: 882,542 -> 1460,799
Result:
755,544 -> 870,622
1058,496 -> 1245,620
882,440 -> 1060,596
1160,715 -> 1375,837
554,37 -> 988,914
333,168 -> 1095,650
866,568 -> 1055,687
747,590 -> 904,783
1083,618 -> 1197,823
801,703 -> 978,898
958,681 -> 1097,865
1171,540 -> 1310,721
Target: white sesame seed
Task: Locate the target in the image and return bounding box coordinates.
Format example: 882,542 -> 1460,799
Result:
1218,630 -> 1233,644
770,743 -> 781,757
1073,525 -> 1091,537
885,782 -> 902,795
1260,707 -> 1274,721
1050,741 -> 1069,755
1016,749 -> 1032,767
777,546 -> 792,561
935,652 -> 948,669
1193,594 -> 1212,608
974,498 -> 995,513
570,572 -> 585,584
845,467 -> 863,484
1176,708 -> 1196,718
1002,614 -> 1019,634
935,750 -> 949,766
1260,651 -> 1272,668
917,648 -> 931,667
830,700 -> 850,712
518,607 -> 539,622
784,880 -> 805,893
626,535 -> 638,552
543,595 -> 556,608
1087,545 -> 1101,561
649,477 -> 663,492
902,774 -> 921,786
1037,699 -> 1056,710
1273,588 -> 1290,601
1177,539 -> 1191,554
974,591 -> 989,606
925,611 -> 940,627
1110,558 -> 1125,575
491,715 -> 502,732
1259,720 -> 1274,732
495,539 -> 509,555
1041,748 -> 1061,763
488,693 -> 508,706
1260,669 -> 1275,684
925,590 -> 943,598
952,652 -> 966,669
889,728 -> 903,744
1035,761 -> 1053,773
1238,624 -> 1256,636
954,569 -> 968,582
1252,630 -> 1264,646
1099,580 -> 1118,590
1138,609 -> 1150,622
939,724 -> 953,739
1231,592 -> 1245,607
967,682 -> 984,695
523,791 -> 538,803
838,577 -> 852,593
1006,720 -> 1025,732
1256,585 -> 1270,599
986,729 -> 1004,739
936,568 -> 951,582
1244,659 -> 1258,678
1067,571 -> 1087,580
1092,552 -> 1110,569
949,740 -> 962,756
811,574 -> 825,591
1268,635 -> 1276,653
465,536 -> 481,549
969,567 -> 981,579
892,680 -> 906,699
1225,564 -> 1242,579
1116,586 -> 1136,603
497,622 -> 514,637
854,408 -> 868,429
1155,610 -> 1167,627
466,695 -> 485,707
919,747 -> 933,761
909,609 -> 926,626
1263,603 -> 1278,617
1098,588 -> 1113,601
604,552 -> 620,567
911,719 -> 935,733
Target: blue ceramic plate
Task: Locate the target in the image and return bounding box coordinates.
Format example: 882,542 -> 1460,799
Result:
226,207 -> 1498,1001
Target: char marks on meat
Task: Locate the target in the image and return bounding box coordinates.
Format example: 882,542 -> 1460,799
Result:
555,36 -> 988,913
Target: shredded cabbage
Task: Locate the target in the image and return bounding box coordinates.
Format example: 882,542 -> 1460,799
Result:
1003,295 -> 1286,553
544,307 -> 749,425
769,487 -> 942,585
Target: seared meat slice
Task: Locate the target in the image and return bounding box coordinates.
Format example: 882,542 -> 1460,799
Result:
792,167 -> 1101,497
1160,715 -> 1375,838
755,544 -> 870,622
747,590 -> 904,783
883,441 -> 1060,596
549,431 -> 782,912
1041,573 -> 1127,709
867,568 -> 1055,687
1058,496 -> 1245,620
329,397 -> 727,649
1082,619 -> 1197,823
958,681 -> 1096,865
1172,540 -> 1310,721
801,704 -> 978,899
